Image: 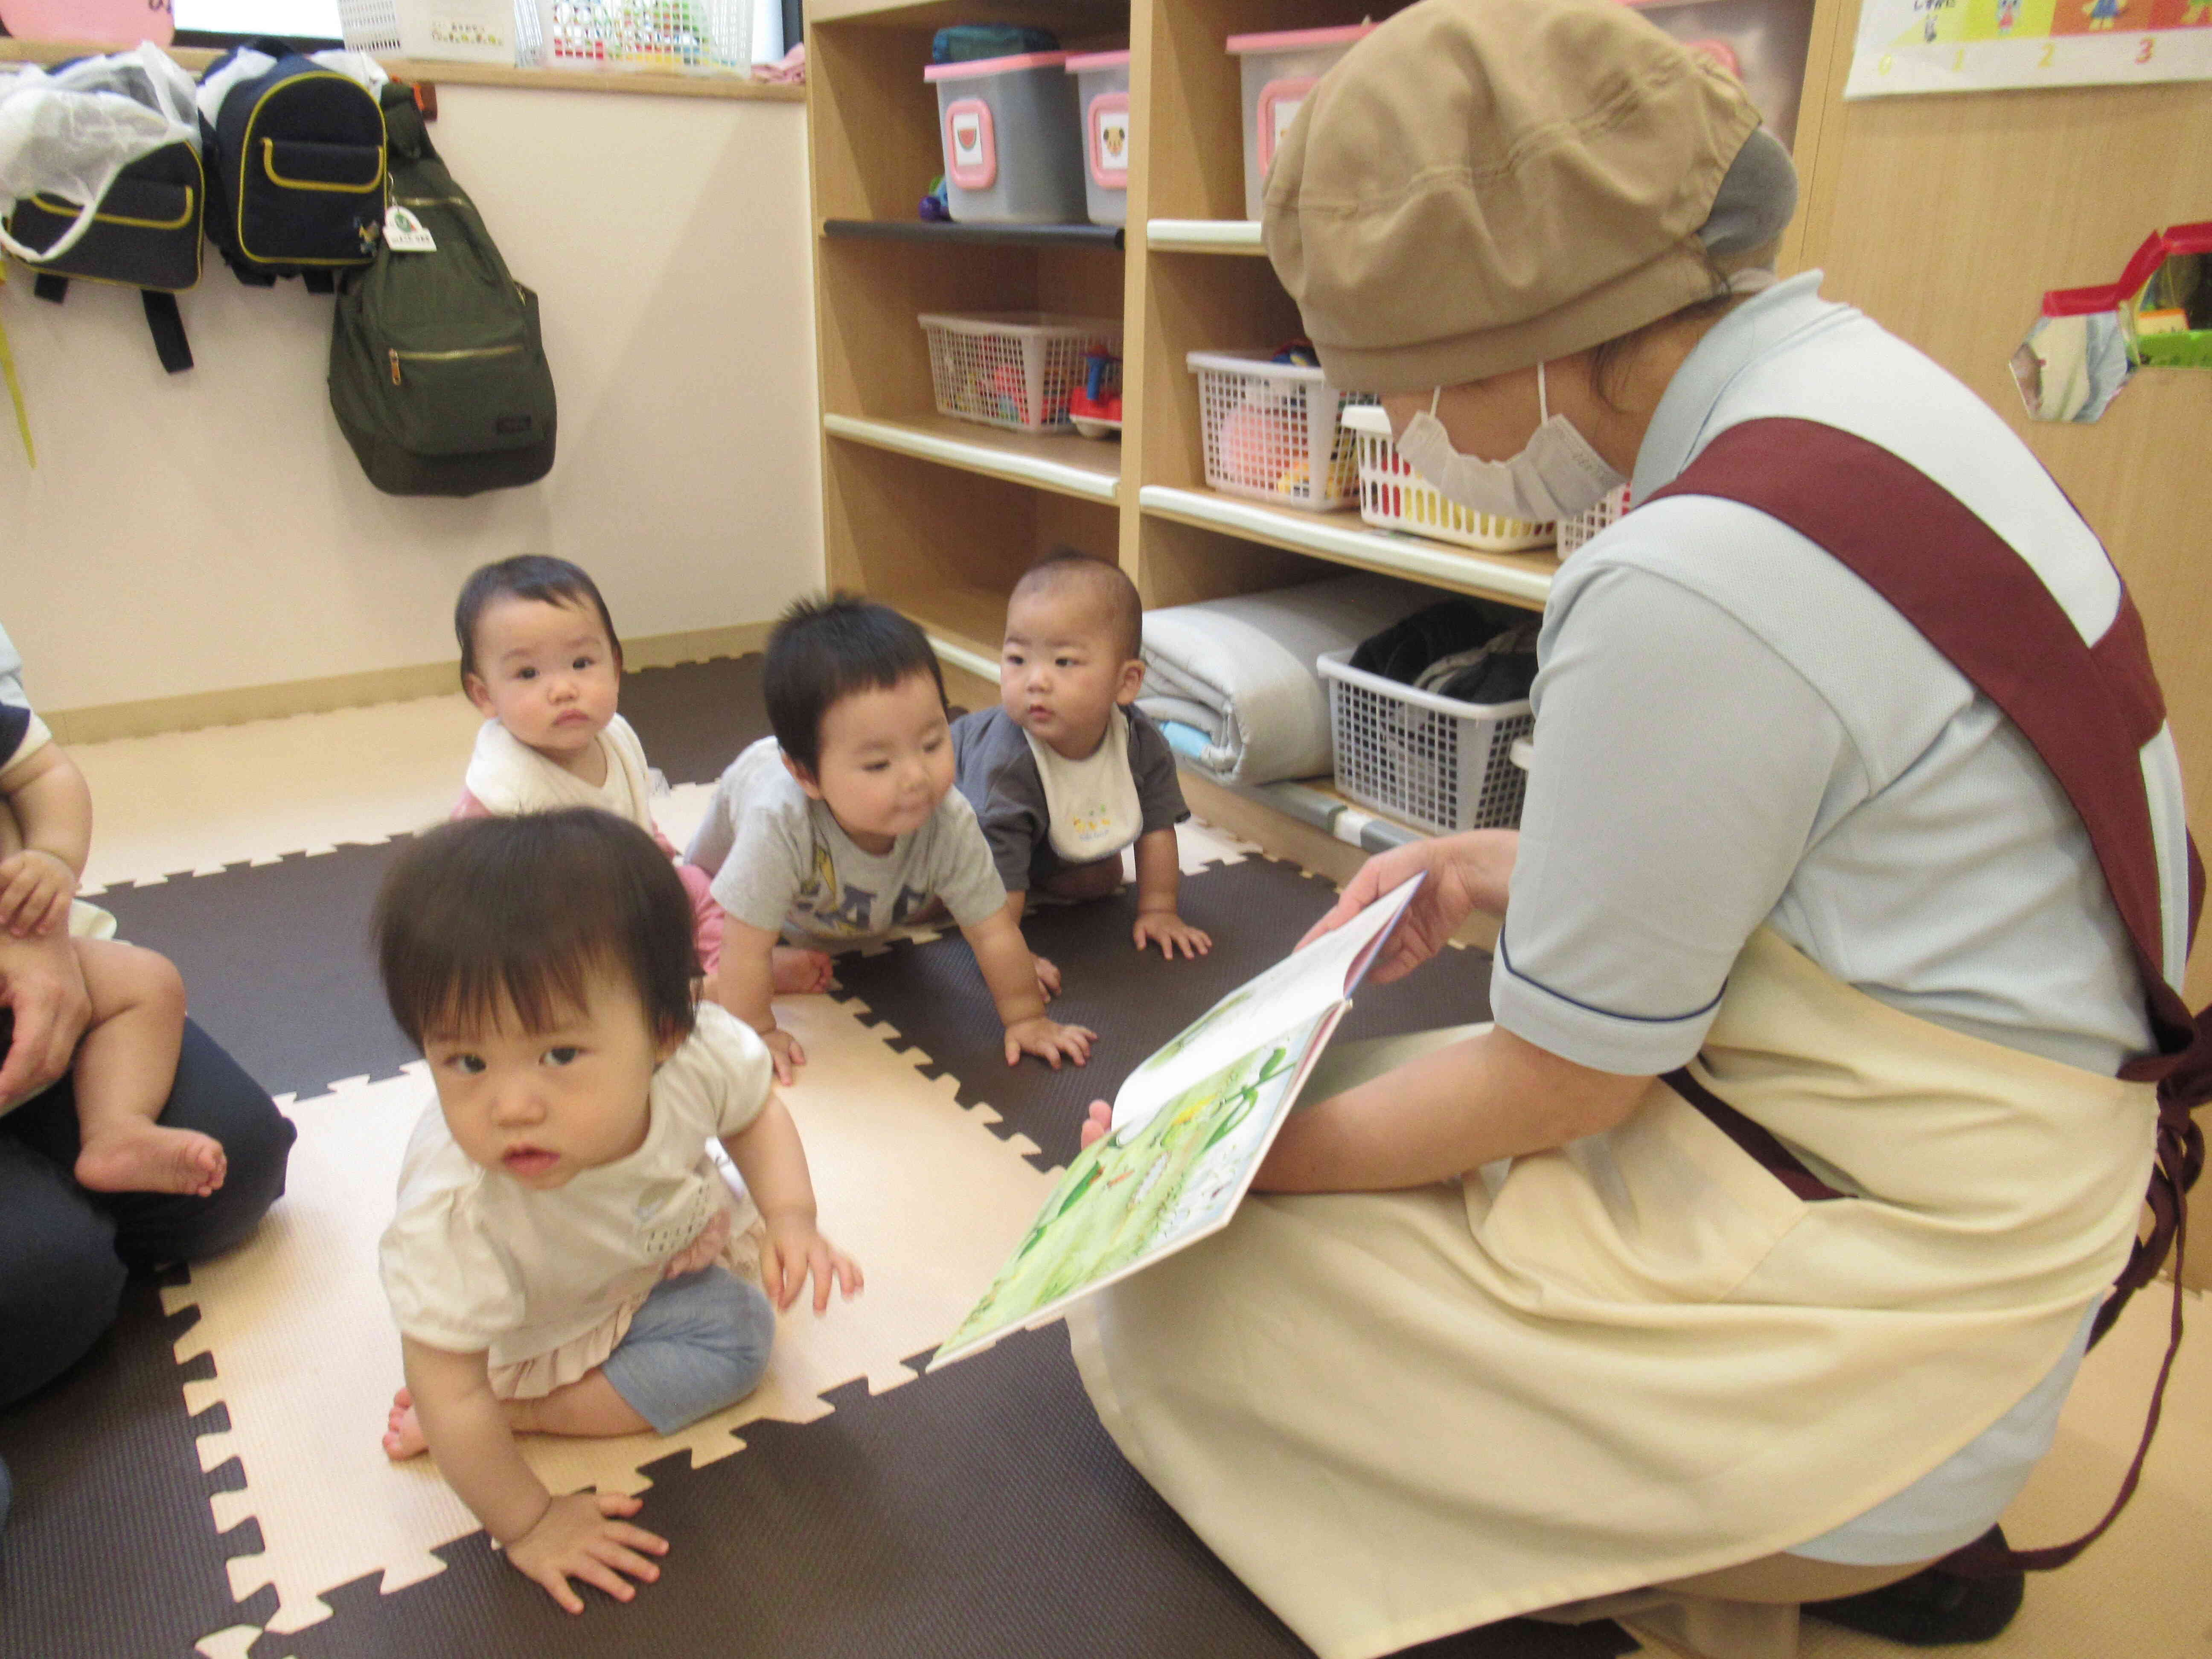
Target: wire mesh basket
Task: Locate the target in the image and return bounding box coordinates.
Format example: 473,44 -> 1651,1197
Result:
920,312 -> 1123,434
1187,349 -> 1374,511
1318,648 -> 1534,835
1339,404 -> 1555,552
519,0 -> 752,71
1558,485 -> 1630,555
338,0 -> 520,60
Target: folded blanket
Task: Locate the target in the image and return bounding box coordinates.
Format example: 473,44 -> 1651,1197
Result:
1138,575 -> 1432,786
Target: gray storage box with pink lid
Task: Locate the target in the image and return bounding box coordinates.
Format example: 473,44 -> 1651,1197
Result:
927,51 -> 1089,225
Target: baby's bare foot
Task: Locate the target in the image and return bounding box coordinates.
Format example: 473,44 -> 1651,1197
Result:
75,1123 -> 228,1197
771,947 -> 836,995
383,1389 -> 429,1460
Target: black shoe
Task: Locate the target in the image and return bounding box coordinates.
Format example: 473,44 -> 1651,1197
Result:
1803,1544 -> 2024,1647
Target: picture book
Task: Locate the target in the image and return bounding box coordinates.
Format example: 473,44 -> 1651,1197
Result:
931,876 -> 1424,1369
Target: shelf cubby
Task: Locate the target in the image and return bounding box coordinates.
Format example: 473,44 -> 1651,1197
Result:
807,0 -> 1837,859
824,412 -> 1120,503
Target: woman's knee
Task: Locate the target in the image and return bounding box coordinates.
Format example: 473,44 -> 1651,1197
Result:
109,1021 -> 295,1267
0,1179 -> 126,1406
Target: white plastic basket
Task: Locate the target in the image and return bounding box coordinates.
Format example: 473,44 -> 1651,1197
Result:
1187,350 -> 1374,511
921,313 -> 1123,434
1318,648 -> 1534,836
518,0 -> 752,71
338,0 -> 520,59
1338,404 -> 1555,552
1559,485 -> 1630,555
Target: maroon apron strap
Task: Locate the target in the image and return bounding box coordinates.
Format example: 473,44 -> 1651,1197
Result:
1645,417 -> 2202,1576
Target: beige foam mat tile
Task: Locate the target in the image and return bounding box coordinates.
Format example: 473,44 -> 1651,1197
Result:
1631,1284 -> 2211,1658
163,992 -> 1056,1639
74,696 -> 483,894
1177,815 -> 1258,874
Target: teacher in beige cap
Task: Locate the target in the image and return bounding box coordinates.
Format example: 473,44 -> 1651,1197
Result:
1068,1 -> 2207,1656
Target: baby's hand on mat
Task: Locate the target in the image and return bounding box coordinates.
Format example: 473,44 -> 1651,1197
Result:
762,1026 -> 806,1085
1132,910 -> 1212,960
1080,1100 -> 1112,1149
507,1490 -> 668,1615
1033,955 -> 1062,1001
1004,1016 -> 1095,1070
663,1207 -> 731,1278
0,849 -> 76,937
762,1216 -> 864,1313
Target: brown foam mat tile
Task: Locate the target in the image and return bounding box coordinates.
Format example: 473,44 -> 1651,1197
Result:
248,1321 -> 1635,1659
830,850 -> 1495,1172
94,841 -> 419,1103
616,655 -> 772,788
0,1278 -> 276,1659
157,992 -> 1055,1644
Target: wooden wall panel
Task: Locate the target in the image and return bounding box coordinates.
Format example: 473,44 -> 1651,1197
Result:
1794,1 -> 2212,1285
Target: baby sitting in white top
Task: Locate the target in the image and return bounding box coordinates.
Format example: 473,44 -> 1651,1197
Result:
449,555 -> 832,997
375,810 -> 860,1614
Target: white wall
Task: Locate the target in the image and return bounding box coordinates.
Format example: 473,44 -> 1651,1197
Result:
0,85 -> 821,714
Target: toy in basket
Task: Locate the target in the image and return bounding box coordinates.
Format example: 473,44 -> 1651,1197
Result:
510,0 -> 754,69
1068,346 -> 1123,439
1187,343 -> 1374,511
1318,648 -> 1534,836
1339,405 -> 1555,553
921,312 -> 1122,434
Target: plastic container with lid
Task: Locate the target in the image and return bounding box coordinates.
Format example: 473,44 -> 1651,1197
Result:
925,52 -> 1089,225
1064,49 -> 1131,227
1225,23 -> 1377,221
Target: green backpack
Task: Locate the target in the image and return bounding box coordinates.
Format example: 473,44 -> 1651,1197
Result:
329,85 -> 556,496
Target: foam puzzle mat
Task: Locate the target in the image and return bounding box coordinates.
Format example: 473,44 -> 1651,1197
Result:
2,657 -> 2204,1659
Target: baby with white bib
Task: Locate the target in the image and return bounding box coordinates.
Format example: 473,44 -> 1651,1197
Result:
953,553 -> 1211,961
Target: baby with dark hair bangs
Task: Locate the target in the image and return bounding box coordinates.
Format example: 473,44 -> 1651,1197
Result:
373,809 -> 860,1615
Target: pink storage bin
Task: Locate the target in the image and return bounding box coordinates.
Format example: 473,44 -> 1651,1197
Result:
1225,23 -> 1376,221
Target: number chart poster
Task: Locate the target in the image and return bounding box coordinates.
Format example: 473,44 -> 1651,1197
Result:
1846,0 -> 2212,96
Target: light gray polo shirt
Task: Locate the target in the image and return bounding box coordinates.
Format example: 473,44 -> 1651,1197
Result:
1487,273 -> 2183,1565
1491,273 -> 2165,1082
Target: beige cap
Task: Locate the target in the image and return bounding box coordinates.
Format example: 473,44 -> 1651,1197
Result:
1263,0 -> 1767,393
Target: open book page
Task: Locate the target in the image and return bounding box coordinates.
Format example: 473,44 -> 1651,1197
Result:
1107,874 -> 1424,1132
932,1004 -> 1341,1370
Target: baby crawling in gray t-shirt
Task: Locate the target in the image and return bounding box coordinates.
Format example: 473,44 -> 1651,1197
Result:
686,597 -> 1094,1083
950,553 -> 1210,963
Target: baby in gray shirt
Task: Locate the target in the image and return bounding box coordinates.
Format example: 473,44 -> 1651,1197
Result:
687,597 -> 1094,1081
951,553 -> 1210,962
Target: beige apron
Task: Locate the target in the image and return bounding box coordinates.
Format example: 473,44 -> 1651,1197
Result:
1068,927 -> 2156,1659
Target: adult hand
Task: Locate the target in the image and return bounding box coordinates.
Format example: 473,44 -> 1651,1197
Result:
1295,830 -> 1518,985
0,926 -> 91,1110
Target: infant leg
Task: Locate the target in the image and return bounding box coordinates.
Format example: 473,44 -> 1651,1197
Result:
69,941 -> 225,1199
599,1266 -> 777,1434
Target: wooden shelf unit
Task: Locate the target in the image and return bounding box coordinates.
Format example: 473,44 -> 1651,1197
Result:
804,0 -> 1834,848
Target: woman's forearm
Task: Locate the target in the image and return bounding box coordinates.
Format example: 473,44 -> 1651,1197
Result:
1254,1025 -> 1651,1193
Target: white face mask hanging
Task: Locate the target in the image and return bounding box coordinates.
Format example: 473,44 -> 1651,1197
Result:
1393,360 -> 1626,524
1391,271 -> 1777,524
